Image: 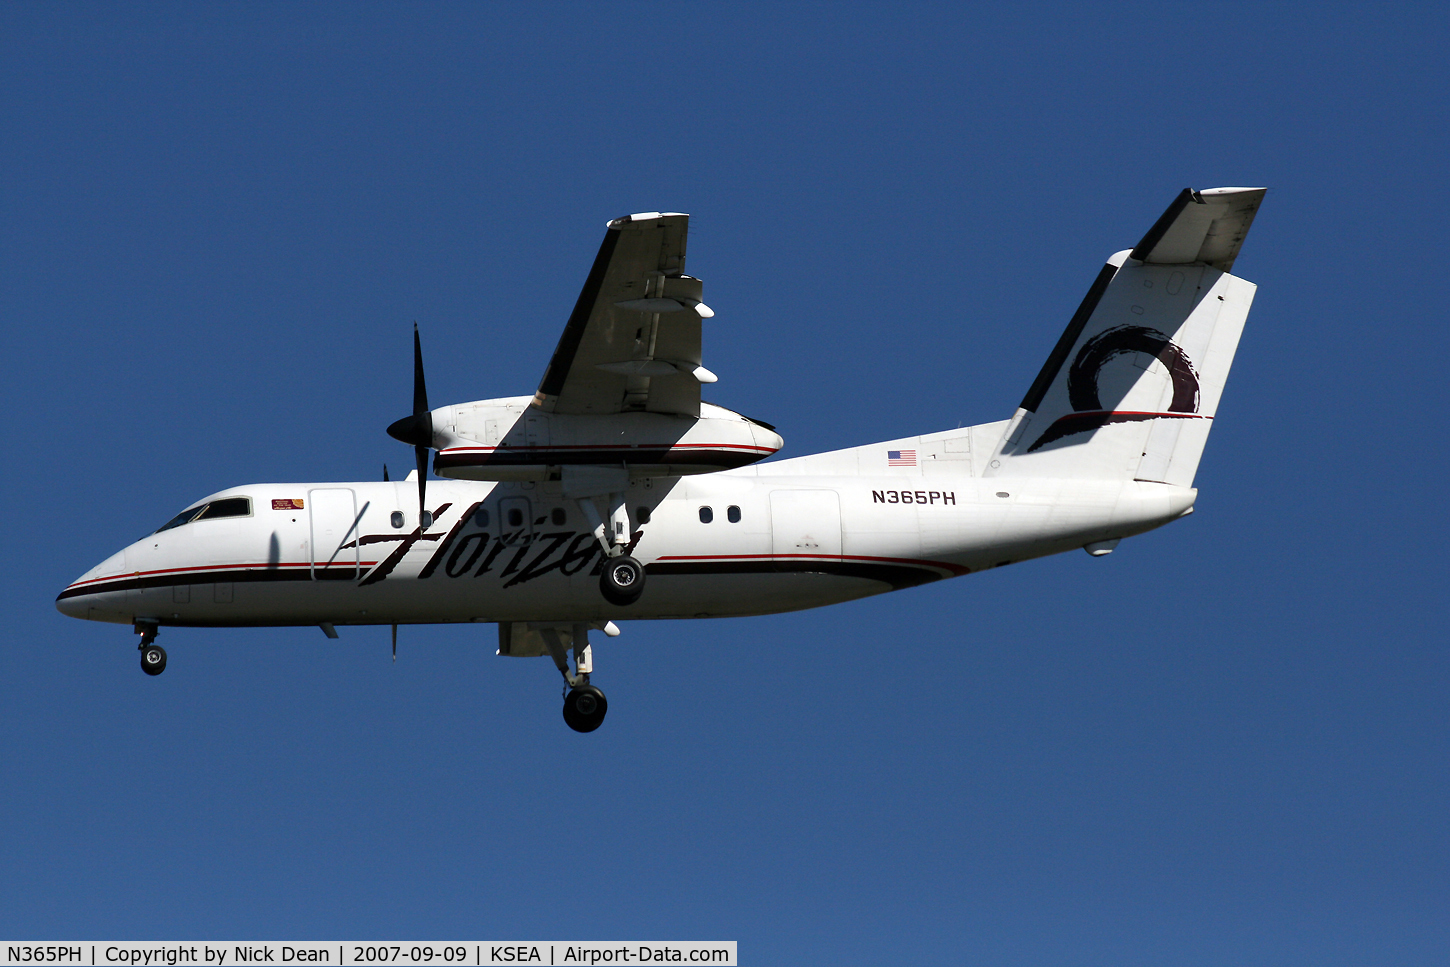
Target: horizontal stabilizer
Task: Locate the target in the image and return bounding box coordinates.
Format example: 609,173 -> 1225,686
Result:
1129,187 -> 1266,273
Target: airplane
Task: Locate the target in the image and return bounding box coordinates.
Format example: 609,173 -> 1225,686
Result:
57,187 -> 1266,732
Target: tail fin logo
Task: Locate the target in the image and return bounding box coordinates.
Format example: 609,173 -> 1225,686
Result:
1027,325 -> 1204,452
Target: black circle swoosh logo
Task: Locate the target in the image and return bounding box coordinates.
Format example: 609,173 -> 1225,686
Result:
1027,325 -> 1202,452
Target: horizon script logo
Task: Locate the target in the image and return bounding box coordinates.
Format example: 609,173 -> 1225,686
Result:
344,501 -> 629,588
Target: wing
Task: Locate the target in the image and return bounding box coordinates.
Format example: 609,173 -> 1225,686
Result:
533,212 -> 716,417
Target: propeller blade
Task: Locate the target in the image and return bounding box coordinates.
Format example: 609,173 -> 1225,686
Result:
386,327 -> 434,444
411,324 -> 431,523
385,323 -> 434,524
415,443 -> 429,525
412,323 -> 429,418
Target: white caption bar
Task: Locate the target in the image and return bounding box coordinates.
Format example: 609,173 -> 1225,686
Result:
1,944 -> 736,967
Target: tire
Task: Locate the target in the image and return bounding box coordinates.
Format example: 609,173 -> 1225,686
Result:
562,685 -> 608,733
599,555 -> 645,606
140,644 -> 167,676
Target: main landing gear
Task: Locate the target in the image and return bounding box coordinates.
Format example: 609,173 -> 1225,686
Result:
600,555 -> 645,606
573,490 -> 646,607
539,623 -> 609,733
563,685 -> 608,733
136,622 -> 167,676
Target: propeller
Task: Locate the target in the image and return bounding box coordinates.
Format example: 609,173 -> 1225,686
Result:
386,323 -> 433,527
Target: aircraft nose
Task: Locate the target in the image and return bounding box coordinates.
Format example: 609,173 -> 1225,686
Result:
55,590 -> 88,619
56,548 -> 129,622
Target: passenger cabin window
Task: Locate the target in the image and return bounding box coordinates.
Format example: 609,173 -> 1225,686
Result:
508,508 -> 523,527
551,507 -> 566,526
727,505 -> 741,523
699,506 -> 713,523
390,511 -> 404,529
155,497 -> 251,533
637,506 -> 651,524
474,508 -> 490,527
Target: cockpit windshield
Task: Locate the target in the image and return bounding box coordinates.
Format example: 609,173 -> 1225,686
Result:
155,497 -> 252,533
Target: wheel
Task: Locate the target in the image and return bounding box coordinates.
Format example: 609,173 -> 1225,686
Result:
562,685 -> 608,733
140,644 -> 167,676
599,555 -> 645,606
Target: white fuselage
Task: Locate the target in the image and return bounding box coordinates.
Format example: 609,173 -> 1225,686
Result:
57,445 -> 1196,630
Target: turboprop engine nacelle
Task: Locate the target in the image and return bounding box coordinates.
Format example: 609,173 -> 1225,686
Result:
428,396 -> 783,482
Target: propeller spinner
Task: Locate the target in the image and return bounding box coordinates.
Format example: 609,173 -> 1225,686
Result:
386,324 -> 434,526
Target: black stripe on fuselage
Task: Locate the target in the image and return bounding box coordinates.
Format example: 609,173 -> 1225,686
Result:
59,557 -> 956,601
56,566 -> 359,600
646,559 -> 951,591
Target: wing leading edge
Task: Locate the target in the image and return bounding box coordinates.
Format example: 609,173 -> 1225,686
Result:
533,212 -> 715,418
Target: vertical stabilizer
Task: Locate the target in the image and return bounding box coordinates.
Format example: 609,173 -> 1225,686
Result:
986,187 -> 1264,486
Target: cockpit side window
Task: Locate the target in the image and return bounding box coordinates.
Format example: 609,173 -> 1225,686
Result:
195,497 -> 252,521
156,496 -> 252,533
156,506 -> 206,533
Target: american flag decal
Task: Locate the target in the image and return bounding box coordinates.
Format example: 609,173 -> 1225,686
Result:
887,449 -> 917,467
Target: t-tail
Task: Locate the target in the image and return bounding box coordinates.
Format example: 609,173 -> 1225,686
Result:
987,187 -> 1265,486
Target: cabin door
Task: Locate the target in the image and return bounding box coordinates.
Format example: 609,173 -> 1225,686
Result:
309,488 -> 360,579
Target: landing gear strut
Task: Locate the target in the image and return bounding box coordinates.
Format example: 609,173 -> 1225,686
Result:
575,491 -> 646,606
539,623 -> 610,733
136,622 -> 167,676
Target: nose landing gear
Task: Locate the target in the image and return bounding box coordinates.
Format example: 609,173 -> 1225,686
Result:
136,622 -> 167,676
141,644 -> 167,675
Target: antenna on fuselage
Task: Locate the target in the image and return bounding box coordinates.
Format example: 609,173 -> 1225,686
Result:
383,464 -> 390,482
391,623 -> 398,663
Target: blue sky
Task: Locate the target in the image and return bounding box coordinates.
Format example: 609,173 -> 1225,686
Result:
3,3 -> 1447,963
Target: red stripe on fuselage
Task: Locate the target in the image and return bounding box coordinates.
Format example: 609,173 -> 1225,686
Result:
64,560 -> 380,593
